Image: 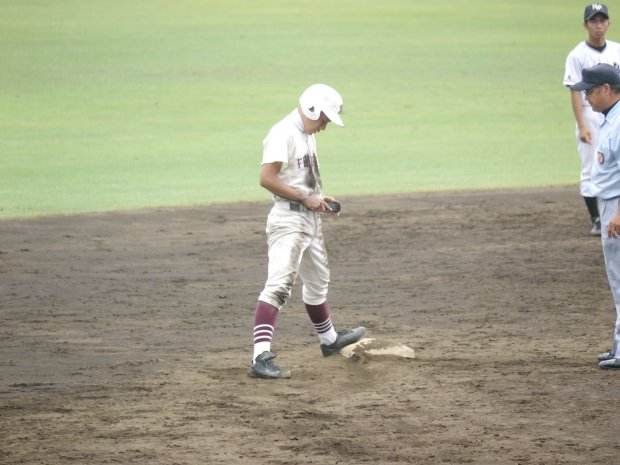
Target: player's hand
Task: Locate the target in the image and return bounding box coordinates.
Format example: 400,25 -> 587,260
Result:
322,196 -> 341,213
301,195 -> 325,212
579,127 -> 592,144
302,196 -> 339,213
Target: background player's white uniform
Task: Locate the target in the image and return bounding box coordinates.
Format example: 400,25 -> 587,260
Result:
563,40 -> 620,197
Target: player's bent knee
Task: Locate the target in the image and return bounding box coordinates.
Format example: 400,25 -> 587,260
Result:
259,288 -> 292,310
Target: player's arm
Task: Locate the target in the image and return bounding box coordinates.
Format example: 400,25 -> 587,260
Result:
259,162 -> 328,211
570,89 -> 592,144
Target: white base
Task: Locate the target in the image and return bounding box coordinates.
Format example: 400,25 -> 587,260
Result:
339,337 -> 415,360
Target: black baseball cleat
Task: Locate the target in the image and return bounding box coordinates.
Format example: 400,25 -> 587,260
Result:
320,327 -> 366,357
591,219 -> 601,236
250,351 -> 291,379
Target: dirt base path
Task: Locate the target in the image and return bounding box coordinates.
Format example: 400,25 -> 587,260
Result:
1,186 -> 618,464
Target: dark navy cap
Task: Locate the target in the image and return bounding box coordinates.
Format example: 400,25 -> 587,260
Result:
584,3 -> 609,21
571,63 -> 620,91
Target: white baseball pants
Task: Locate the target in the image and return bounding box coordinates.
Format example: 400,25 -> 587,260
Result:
576,107 -> 604,197
258,204 -> 330,310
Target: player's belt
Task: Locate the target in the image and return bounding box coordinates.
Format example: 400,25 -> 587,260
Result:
274,201 -> 310,212
288,201 -> 309,212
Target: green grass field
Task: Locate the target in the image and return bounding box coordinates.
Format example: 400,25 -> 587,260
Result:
0,0 -> 594,217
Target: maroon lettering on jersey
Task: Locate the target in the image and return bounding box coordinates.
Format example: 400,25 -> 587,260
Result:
598,151 -> 605,164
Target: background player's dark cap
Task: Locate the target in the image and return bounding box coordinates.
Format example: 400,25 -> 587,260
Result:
571,63 -> 620,91
584,3 -> 609,21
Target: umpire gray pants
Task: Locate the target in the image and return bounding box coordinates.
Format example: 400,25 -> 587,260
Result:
600,196 -> 620,355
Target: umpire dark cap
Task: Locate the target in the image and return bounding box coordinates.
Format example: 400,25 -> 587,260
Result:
571,63 -> 620,91
584,3 -> 609,21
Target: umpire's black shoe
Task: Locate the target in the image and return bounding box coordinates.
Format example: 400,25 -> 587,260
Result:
597,351 -> 614,362
599,357 -> 620,369
320,327 -> 366,357
250,351 -> 291,379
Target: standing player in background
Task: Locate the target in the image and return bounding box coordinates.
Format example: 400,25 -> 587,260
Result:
571,63 -> 620,369
249,84 -> 365,379
563,3 -> 620,236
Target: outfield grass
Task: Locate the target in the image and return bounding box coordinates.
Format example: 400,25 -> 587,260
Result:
0,0 -> 593,217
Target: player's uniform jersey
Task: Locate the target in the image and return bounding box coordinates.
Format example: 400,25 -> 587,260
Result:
262,109 -> 322,202
563,40 -> 620,105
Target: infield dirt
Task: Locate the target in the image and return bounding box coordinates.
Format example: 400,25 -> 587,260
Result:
1,186 -> 618,464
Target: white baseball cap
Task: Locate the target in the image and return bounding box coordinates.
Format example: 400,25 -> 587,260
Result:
299,83 -> 344,127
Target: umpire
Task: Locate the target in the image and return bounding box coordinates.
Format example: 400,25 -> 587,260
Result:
572,63 -> 620,369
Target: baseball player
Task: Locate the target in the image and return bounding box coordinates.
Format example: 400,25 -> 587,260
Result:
249,83 -> 365,379
563,3 -> 620,235
571,63 -> 620,369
